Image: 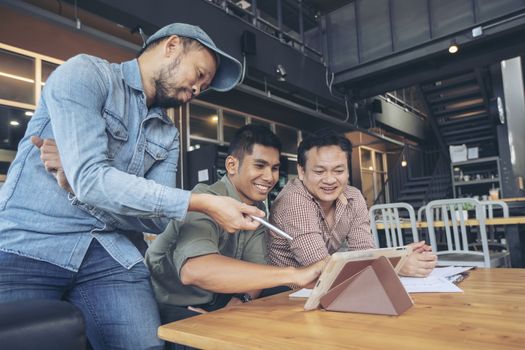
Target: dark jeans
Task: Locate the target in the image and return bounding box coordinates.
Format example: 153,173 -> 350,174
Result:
0,241 -> 163,350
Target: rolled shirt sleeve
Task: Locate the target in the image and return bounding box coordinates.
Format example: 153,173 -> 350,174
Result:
171,212 -> 221,277
240,225 -> 268,265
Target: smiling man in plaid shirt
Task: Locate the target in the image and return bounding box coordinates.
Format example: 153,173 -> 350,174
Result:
268,128 -> 437,277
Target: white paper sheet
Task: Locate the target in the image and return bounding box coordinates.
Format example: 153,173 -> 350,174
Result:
400,276 -> 464,293
289,288 -> 312,298
429,266 -> 474,279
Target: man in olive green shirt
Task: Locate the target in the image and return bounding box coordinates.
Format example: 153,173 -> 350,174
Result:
145,125 -> 324,323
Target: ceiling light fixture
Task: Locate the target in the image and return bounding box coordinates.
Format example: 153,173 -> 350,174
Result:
275,64 -> 287,82
10,120 -> 20,126
448,40 -> 459,54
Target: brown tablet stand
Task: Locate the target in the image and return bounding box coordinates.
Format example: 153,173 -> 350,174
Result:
319,256 -> 413,316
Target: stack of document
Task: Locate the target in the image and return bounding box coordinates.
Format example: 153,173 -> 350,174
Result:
399,266 -> 474,293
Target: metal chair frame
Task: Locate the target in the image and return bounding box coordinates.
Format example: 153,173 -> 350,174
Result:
369,202 -> 418,248
425,198 -> 509,268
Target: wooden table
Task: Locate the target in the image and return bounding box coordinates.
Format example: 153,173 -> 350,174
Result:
500,197 -> 525,203
375,216 -> 525,229
158,269 -> 525,350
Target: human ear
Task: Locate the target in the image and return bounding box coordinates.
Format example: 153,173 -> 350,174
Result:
225,155 -> 239,175
164,35 -> 182,57
297,164 -> 305,181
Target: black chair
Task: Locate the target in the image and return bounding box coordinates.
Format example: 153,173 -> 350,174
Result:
0,299 -> 87,350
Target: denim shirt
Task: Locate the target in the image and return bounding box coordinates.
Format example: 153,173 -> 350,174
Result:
0,54 -> 191,272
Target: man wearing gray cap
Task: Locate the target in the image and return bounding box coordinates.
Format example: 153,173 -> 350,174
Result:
0,23 -> 261,349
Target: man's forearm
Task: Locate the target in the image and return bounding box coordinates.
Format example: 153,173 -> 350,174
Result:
180,254 -> 296,293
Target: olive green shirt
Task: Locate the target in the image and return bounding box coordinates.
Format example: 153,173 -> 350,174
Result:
145,176 -> 268,307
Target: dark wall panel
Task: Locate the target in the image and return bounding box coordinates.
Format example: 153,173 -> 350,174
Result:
373,100 -> 427,140
391,0 -> 430,51
430,0 -> 475,38
476,0 -> 525,22
326,3 -> 358,72
357,0 -> 392,62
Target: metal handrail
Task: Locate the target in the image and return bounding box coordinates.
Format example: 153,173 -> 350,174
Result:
207,0 -> 323,60
373,145 -> 440,205
422,154 -> 451,205
373,145 -> 408,205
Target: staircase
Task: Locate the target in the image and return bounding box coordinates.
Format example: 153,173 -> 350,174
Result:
419,70 -> 498,157
396,174 -> 451,210
396,176 -> 431,209
374,146 -> 450,210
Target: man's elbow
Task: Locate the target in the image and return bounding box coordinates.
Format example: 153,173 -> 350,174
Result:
179,260 -> 205,286
69,163 -> 106,205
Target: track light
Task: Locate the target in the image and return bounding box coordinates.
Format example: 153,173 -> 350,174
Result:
448,40 -> 459,54
275,64 -> 287,82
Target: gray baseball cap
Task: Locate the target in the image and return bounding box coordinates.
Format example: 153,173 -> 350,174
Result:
146,23 -> 242,92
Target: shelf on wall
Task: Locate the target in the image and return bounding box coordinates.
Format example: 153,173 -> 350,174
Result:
454,179 -> 500,186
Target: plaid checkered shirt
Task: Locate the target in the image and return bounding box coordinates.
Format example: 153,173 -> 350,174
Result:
268,178 -> 374,268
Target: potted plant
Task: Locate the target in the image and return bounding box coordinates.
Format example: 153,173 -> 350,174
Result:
455,203 -> 474,221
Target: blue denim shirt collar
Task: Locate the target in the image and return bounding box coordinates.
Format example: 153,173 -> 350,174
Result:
121,59 -> 144,92
122,59 -> 173,126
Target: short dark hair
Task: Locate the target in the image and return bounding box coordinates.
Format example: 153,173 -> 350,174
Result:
137,36 -> 210,58
297,128 -> 353,168
228,124 -> 282,162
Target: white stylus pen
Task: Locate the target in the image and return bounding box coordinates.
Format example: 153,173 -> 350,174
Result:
250,216 -> 293,241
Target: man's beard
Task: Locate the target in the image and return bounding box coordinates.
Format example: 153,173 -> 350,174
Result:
154,81 -> 187,108
152,57 -> 193,108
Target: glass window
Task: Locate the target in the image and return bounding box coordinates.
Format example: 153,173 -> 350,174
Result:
360,148 -> 388,206
275,125 -> 298,154
0,49 -> 35,104
250,118 -> 272,130
257,0 -> 279,28
0,105 -> 30,151
189,138 -> 214,151
287,158 -> 298,181
361,172 -> 375,207
374,172 -> 386,204
375,152 -> 384,172
360,148 -> 373,170
189,104 -> 219,140
223,111 -> 246,142
41,61 -> 59,88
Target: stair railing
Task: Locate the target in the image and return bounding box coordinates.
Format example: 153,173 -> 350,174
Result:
373,146 -> 440,206
373,145 -> 409,205
422,154 -> 452,205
